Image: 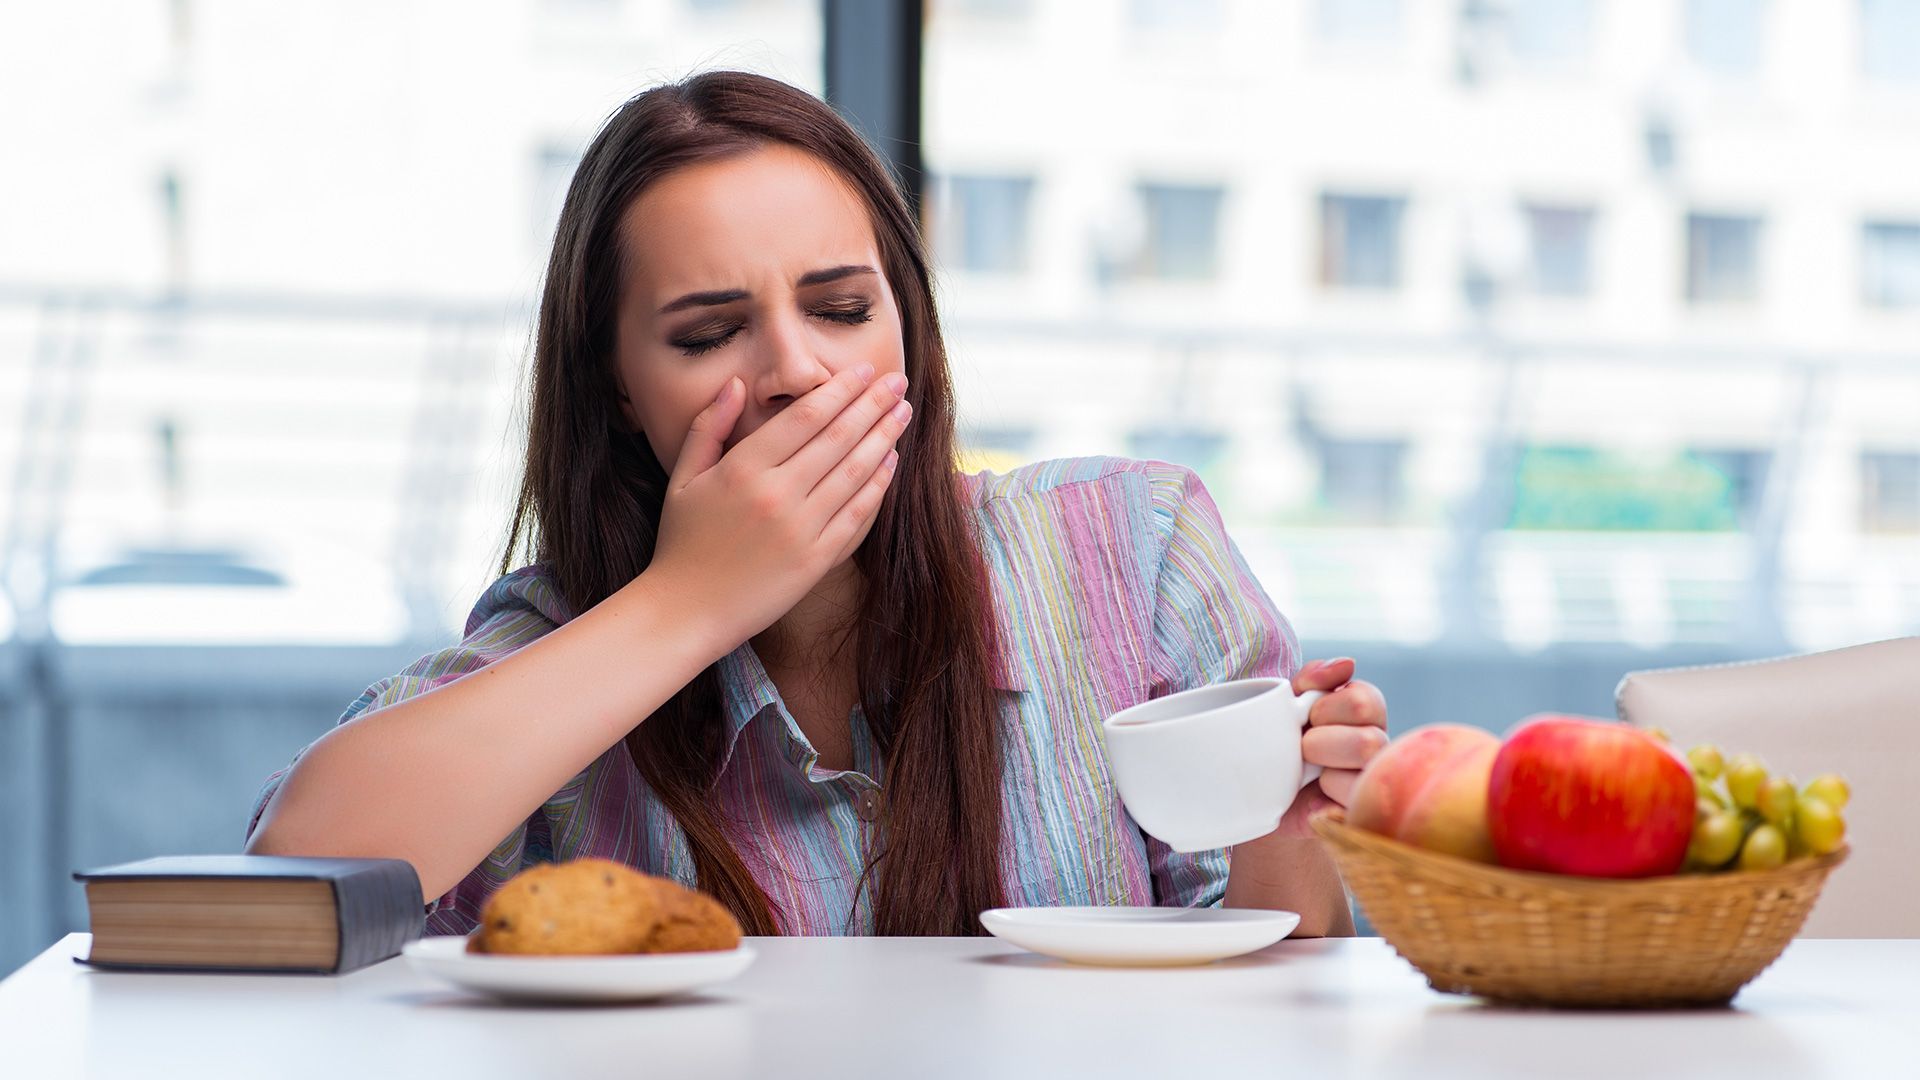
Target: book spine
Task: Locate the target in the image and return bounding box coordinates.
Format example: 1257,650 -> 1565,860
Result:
331,861 -> 426,973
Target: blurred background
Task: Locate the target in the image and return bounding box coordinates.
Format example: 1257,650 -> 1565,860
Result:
4,0 -> 1918,970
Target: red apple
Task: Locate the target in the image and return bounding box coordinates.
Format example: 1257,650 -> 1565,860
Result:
1349,724 -> 1501,863
1488,714 -> 1695,878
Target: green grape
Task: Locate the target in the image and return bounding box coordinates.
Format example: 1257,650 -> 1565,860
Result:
1726,754 -> 1768,809
1795,796 -> 1846,855
1757,776 -> 1797,829
1803,773 -> 1851,811
1739,823 -> 1788,871
1695,775 -> 1726,809
1782,817 -> 1809,859
1697,796 -> 1721,821
1688,811 -> 1745,870
1687,744 -> 1725,780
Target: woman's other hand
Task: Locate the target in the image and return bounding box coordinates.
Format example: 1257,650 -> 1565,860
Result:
1270,658 -> 1389,838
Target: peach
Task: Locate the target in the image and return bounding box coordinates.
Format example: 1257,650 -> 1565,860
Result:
1394,740 -> 1499,862
1347,723 -> 1501,864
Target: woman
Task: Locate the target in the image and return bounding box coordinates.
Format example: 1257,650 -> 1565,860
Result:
245,71 -> 1389,938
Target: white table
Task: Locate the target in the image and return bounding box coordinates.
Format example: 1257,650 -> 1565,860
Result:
2,933 -> 1914,1079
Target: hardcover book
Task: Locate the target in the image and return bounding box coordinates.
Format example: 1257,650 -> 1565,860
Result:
72,855 -> 424,975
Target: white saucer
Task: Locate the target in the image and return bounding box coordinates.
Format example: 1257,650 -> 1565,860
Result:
402,935 -> 756,1003
979,906 -> 1299,967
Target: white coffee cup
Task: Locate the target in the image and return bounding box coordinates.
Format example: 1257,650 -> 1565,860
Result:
1101,677 -> 1325,853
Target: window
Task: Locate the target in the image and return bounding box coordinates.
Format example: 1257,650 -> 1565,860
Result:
1136,183 -> 1224,281
1130,0 -> 1222,30
1862,452 -> 1920,531
1510,446 -> 1741,530
1524,204 -> 1595,296
1320,193 -> 1406,289
1129,427 -> 1228,471
1316,0 -> 1402,44
1507,0 -> 1593,65
1861,0 -> 1920,83
1686,213 -> 1762,303
1863,222 -> 1920,308
1645,112 -> 1677,173
1318,438 -> 1407,522
934,175 -> 1035,274
1687,448 -> 1771,528
939,0 -> 1030,18
1686,0 -> 1767,77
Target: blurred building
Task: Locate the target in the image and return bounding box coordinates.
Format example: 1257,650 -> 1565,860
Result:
7,1 -> 1919,655
925,0 -> 1920,654
0,0 -> 823,644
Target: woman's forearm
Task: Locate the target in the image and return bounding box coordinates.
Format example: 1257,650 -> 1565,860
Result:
245,569 -> 730,900
1223,834 -> 1355,937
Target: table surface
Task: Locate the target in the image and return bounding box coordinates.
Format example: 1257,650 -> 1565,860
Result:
3,933 -> 1915,1079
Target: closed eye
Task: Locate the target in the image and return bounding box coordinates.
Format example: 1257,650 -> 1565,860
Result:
814,306 -> 875,327
675,304 -> 875,357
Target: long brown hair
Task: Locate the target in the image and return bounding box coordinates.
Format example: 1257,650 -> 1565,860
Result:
500,71 -> 1006,935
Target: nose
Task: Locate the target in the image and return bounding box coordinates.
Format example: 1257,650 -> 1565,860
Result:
748,307 -> 833,411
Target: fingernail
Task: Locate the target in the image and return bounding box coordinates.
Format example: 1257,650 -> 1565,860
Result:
884,373 -> 908,396
856,363 -> 875,382
1329,657 -> 1354,669
713,378 -> 735,406
883,449 -> 899,470
891,400 -> 912,423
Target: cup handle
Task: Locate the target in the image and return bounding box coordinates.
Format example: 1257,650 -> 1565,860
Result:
1294,689 -> 1325,791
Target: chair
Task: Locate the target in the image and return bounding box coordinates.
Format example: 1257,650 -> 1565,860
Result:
1615,637 -> 1919,938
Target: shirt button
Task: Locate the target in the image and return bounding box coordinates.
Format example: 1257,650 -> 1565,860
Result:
856,788 -> 881,823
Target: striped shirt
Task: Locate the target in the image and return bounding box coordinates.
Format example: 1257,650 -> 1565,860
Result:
247,456 -> 1299,935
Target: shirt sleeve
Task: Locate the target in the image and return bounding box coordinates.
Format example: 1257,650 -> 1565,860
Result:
243,566 -> 569,930
1137,462 -> 1301,908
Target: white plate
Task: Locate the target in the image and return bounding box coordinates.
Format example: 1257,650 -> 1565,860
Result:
402,935 -> 756,1003
979,906 -> 1299,967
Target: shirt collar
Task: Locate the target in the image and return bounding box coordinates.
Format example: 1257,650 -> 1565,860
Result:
713,632 -> 1028,763
716,643 -> 784,751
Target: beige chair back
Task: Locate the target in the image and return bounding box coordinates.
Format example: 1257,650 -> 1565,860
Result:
1615,637 -> 1920,938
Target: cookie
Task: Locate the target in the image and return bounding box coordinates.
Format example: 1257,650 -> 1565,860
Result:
471,858 -> 662,956
640,878 -> 745,953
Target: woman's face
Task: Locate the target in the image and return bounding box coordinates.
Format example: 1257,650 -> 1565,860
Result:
613,142 -> 908,474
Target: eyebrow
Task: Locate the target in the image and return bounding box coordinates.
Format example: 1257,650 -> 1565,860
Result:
656,265 -> 878,315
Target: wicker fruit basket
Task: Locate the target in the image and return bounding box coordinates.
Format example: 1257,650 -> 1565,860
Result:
1311,808 -> 1848,1008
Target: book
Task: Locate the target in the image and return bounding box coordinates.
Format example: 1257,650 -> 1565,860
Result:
72,855 -> 424,975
